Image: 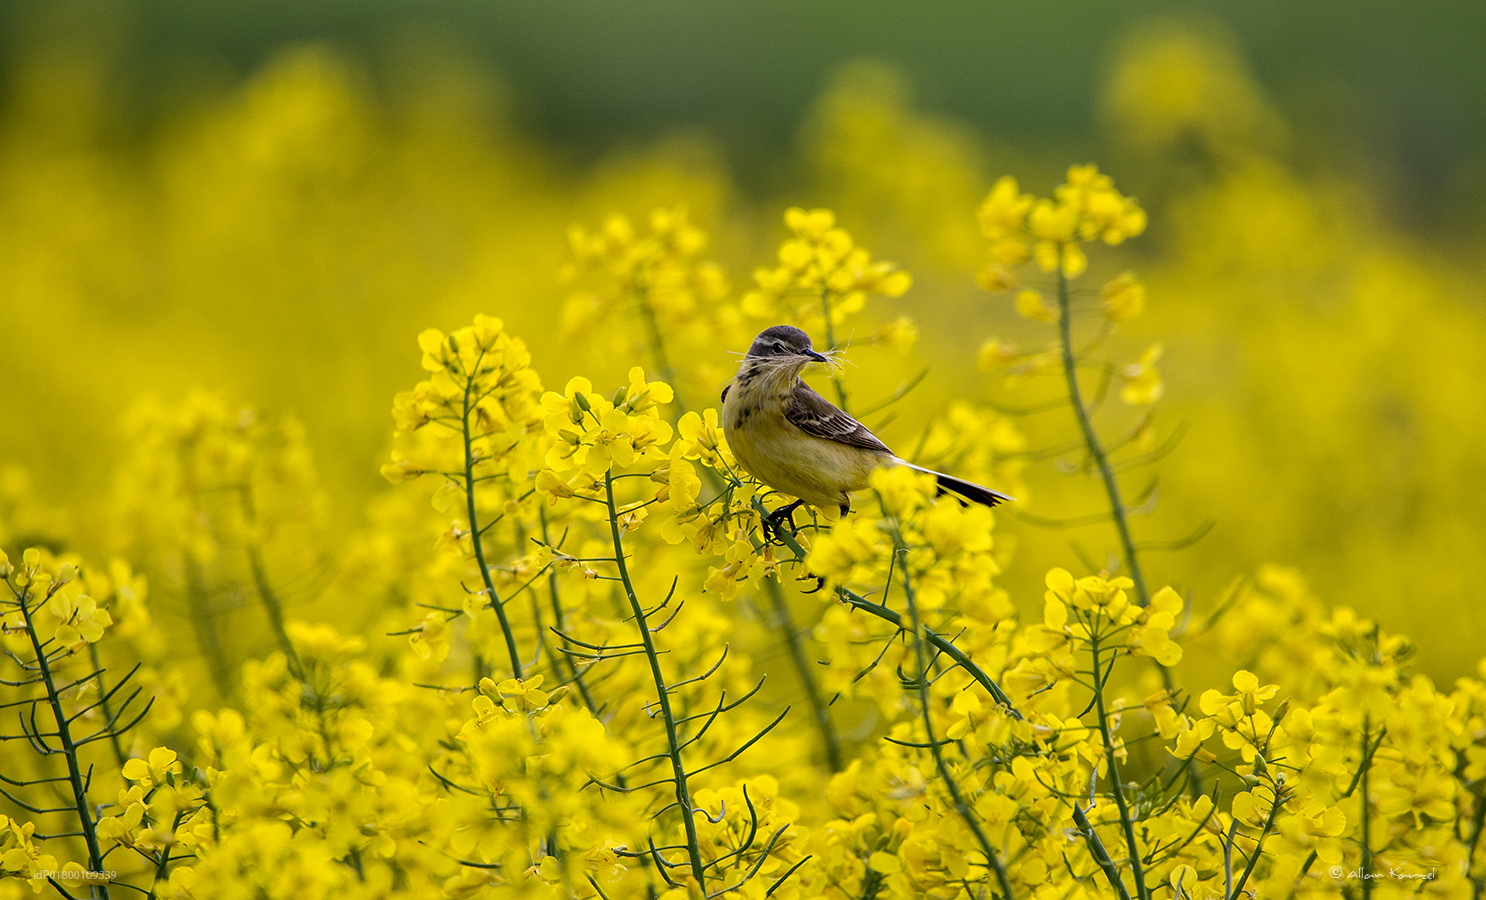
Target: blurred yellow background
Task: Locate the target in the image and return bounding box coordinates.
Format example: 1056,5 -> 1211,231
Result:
2,1 -> 1483,682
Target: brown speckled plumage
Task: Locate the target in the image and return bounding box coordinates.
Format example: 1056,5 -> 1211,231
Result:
721,325 -> 1014,512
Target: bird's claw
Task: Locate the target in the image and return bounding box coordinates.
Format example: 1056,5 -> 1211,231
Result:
761,500 -> 804,543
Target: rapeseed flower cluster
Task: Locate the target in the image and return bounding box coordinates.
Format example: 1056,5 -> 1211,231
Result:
743,207 -> 912,329
107,391 -> 326,705
3,27 -> 1478,668
561,208 -> 740,401
742,208 -> 917,411
8,178 -> 1485,898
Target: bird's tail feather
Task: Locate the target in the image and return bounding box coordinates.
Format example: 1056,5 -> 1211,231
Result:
893,459 -> 1015,507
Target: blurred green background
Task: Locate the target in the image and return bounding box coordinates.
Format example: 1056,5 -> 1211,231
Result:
10,0 -> 1486,222
3,0 -> 1484,680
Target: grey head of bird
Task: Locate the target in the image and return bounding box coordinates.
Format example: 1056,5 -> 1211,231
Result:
744,325 -> 829,372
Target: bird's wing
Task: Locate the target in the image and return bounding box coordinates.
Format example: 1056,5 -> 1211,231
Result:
786,381 -> 892,453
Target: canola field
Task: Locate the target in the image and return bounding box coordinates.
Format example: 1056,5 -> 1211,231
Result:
2,17 -> 1484,900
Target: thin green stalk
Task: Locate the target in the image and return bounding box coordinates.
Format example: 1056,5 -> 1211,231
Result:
1072,803 -> 1133,900
1054,265 -> 1203,800
752,496 -> 1020,718
763,577 -> 843,771
1360,717 -> 1373,899
727,492 -> 844,768
640,295 -> 844,772
1464,786 -> 1485,898
87,642 -> 128,770
1054,266 -> 1147,606
742,507 -> 846,771
1089,628 -> 1150,900
1295,726 -> 1387,889
892,531 -> 1015,899
247,543 -> 301,678
16,581 -> 110,899
539,506 -> 597,713
605,471 -> 706,888
177,441 -> 233,700
1222,817 -> 1238,897
637,290 -> 681,412
819,288 -> 850,409
183,550 -> 233,700
461,358 -> 522,679
146,808 -> 189,900
1227,783 -> 1284,900
534,516 -> 657,887
239,486 -> 303,679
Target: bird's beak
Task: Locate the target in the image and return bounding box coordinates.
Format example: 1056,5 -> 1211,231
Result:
805,349 -> 828,362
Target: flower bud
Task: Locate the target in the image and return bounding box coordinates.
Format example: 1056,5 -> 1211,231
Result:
1272,698 -> 1290,725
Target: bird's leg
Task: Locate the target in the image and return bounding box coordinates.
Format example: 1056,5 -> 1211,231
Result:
761,499 -> 805,542
762,500 -> 831,591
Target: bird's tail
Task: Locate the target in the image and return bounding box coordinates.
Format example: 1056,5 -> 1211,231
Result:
893,459 -> 1015,508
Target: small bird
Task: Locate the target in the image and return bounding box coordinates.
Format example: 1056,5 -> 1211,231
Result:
721,324 -> 1014,520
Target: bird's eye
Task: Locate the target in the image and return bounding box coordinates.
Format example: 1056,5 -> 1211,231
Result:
773,341 -> 787,353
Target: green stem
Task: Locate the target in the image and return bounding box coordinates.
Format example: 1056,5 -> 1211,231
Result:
637,289 -> 686,415
735,488 -> 846,769
1227,783 -> 1284,900
146,808 -> 189,900
645,280 -> 843,772
1360,716 -> 1373,900
1090,628 -> 1150,900
17,582 -> 110,899
248,546 -> 299,674
240,486 -> 303,681
764,577 -> 843,771
536,518 -> 655,893
87,642 -> 128,770
820,288 -> 850,410
539,505 -> 597,714
1054,264 -> 1203,799
1464,785 -> 1485,898
1054,265 -> 1147,607
752,496 -> 1020,718
642,275 -> 845,776
183,550 -> 233,700
461,361 -> 522,679
605,471 -> 706,888
1294,726 -> 1386,890
891,529 -> 1015,899
1072,803 -> 1133,900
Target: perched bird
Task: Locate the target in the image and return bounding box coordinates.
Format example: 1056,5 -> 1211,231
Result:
721,324 -> 1013,519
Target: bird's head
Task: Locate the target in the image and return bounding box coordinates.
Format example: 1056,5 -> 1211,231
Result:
744,325 -> 829,373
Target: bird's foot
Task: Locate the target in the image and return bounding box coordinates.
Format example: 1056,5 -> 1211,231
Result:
761,499 -> 805,543
800,574 -> 828,594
